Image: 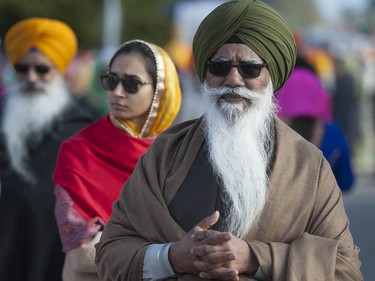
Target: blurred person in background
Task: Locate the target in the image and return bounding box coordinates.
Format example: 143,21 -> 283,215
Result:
332,58 -> 360,153
0,50 -> 6,98
292,29 -> 317,74
0,17 -> 94,281
53,39 -> 181,281
95,0 -> 362,280
276,66 -> 355,191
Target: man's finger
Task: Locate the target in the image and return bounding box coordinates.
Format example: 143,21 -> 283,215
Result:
196,211 -> 220,231
194,251 -> 236,268
199,267 -> 239,281
193,230 -> 232,245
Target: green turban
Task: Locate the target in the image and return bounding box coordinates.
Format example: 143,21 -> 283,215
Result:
192,0 -> 296,91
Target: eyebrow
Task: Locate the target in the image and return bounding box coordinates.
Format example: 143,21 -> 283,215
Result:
108,72 -> 141,80
241,57 -> 262,64
210,56 -> 262,64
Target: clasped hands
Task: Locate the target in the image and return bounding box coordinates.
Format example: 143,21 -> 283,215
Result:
169,211 -> 258,280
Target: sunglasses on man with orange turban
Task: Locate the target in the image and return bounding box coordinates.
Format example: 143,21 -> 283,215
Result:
14,64 -> 51,76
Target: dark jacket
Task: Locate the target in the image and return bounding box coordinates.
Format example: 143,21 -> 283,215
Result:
0,99 -> 94,281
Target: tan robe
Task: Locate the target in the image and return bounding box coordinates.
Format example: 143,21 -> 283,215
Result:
95,117 -> 362,281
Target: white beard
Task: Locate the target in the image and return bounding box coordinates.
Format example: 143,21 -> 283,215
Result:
203,79 -> 276,238
1,75 -> 72,184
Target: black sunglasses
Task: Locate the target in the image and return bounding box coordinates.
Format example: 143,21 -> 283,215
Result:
206,60 -> 267,79
100,74 -> 152,94
14,64 -> 51,76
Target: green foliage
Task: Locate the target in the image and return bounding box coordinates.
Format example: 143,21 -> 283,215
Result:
0,0 -> 175,49
356,9 -> 375,34
122,0 -> 174,46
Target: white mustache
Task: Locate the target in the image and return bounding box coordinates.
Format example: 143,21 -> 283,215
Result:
19,81 -> 46,93
204,85 -> 262,101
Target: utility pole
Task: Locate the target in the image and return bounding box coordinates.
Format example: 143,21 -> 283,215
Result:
102,0 -> 123,62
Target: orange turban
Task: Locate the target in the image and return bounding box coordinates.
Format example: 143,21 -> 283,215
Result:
4,17 -> 78,73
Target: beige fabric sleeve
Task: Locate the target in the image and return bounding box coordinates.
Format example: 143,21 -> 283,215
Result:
62,231 -> 102,281
247,159 -> 362,281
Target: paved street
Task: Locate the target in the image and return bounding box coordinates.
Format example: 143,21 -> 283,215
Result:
343,173 -> 375,280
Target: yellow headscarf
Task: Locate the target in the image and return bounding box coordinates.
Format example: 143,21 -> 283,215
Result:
109,40 -> 182,138
4,17 -> 78,73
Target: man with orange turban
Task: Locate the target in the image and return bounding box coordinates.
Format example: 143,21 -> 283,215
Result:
0,17 -> 93,281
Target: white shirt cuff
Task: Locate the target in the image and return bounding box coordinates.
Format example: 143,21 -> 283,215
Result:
143,243 -> 176,281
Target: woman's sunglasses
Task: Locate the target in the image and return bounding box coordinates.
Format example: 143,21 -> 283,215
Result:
14,64 -> 51,76
100,74 -> 152,94
206,60 -> 267,79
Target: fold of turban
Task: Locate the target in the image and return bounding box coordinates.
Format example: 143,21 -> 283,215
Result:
4,17 -> 78,73
192,0 -> 296,91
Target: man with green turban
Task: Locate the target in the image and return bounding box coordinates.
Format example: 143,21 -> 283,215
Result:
193,0 -> 296,92
95,1 -> 362,280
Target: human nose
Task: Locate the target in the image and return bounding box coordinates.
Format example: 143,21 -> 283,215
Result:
224,65 -> 245,87
24,68 -> 39,83
112,82 -> 126,97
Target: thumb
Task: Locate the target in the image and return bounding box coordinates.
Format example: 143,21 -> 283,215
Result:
196,211 -> 220,231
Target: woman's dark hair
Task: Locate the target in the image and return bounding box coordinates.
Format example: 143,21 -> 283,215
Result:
108,41 -> 157,86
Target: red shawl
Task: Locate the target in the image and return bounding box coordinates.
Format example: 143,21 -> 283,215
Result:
53,116 -> 154,251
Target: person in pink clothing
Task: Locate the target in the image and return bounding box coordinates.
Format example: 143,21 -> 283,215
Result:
276,66 -> 333,123
276,67 -> 355,191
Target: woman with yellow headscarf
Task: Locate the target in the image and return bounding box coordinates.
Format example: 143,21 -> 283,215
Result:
52,39 -> 181,281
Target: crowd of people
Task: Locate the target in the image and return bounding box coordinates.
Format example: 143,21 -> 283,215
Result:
0,0 -> 366,280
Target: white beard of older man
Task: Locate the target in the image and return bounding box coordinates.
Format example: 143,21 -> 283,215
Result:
203,78 -> 276,238
1,73 -> 72,183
